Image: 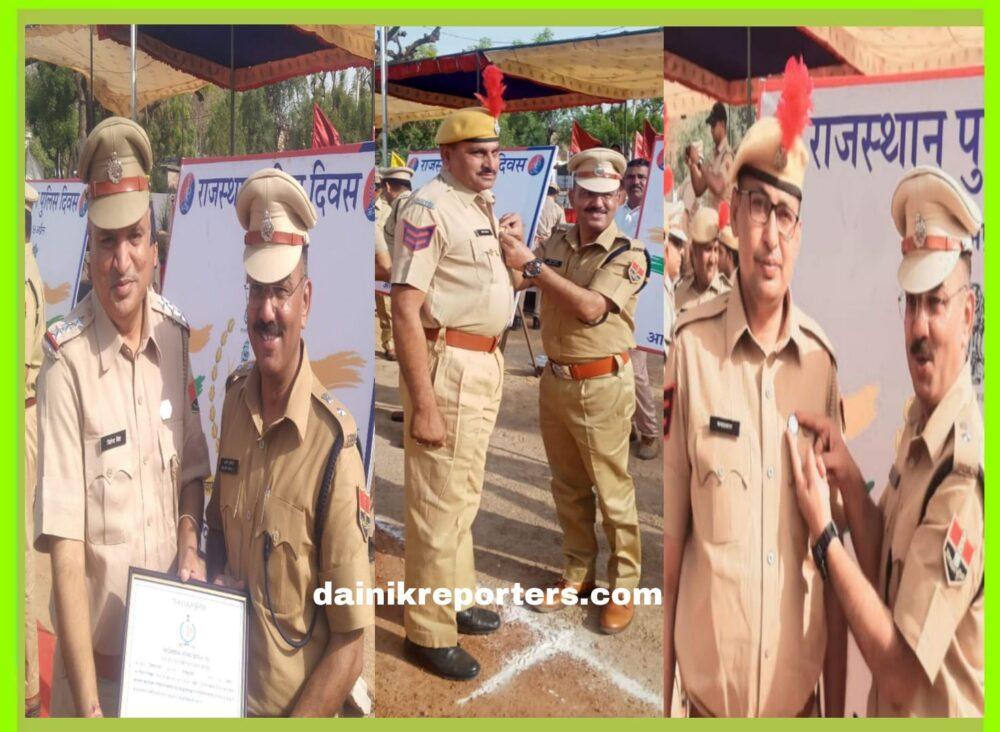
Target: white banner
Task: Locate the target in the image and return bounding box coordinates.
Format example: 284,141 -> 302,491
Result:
633,135 -> 665,354
26,179 -> 88,325
165,143 -> 377,473
763,70 -> 984,717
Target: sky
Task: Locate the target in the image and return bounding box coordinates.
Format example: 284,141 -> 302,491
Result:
387,26 -> 653,56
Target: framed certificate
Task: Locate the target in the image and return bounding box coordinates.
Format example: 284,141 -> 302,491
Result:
118,568 -> 250,718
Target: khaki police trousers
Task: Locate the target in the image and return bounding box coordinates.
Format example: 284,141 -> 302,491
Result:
375,293 -> 394,354
25,403 -> 39,702
401,337 -> 503,647
629,348 -> 658,438
539,359 -> 641,589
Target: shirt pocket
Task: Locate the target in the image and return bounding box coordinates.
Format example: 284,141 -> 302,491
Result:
468,234 -> 499,285
217,477 -> 243,578
255,496 -> 311,615
691,433 -> 750,544
159,417 -> 183,524
84,438 -> 134,546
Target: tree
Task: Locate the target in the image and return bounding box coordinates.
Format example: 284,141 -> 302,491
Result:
385,26 -> 441,62
25,61 -> 82,177
141,96 -> 198,190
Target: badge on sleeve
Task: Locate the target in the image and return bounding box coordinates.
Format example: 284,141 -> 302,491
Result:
402,220 -> 436,252
357,483 -> 373,542
943,513 -> 976,585
628,260 -> 645,284
188,377 -> 200,413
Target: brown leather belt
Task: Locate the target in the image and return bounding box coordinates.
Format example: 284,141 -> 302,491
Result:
549,351 -> 629,380
25,397 -> 36,409
93,652 -> 122,682
424,327 -> 500,353
689,692 -> 816,718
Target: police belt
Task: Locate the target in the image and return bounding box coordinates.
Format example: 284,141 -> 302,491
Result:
424,327 -> 500,353
548,352 -> 629,380
689,692 -> 816,718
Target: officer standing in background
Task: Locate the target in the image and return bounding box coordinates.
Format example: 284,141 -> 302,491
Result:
501,148 -> 647,634
663,60 -> 848,717
382,165 -> 415,255
687,102 -> 735,211
206,168 -> 373,716
535,179 -> 567,245
391,83 -> 517,680
375,166 -> 415,360
24,182 -> 44,717
34,117 -> 211,717
718,223 -> 739,281
674,206 -> 730,313
789,166 -> 984,717
663,200 -> 686,355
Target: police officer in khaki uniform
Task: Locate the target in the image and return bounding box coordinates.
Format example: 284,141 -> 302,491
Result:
391,102 -> 517,680
535,180 -> 567,244
205,168 -> 373,716
789,166 -> 984,717
382,166 -> 415,255
664,68 -> 848,716
718,223 -> 739,281
674,205 -> 730,314
663,201 -> 686,354
34,117 -> 211,717
687,102 -> 735,211
376,166 -> 415,360
24,182 -> 44,717
501,148 -> 647,633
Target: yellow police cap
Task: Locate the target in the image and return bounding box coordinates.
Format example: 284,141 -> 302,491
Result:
891,165 -> 981,294
719,225 -> 739,252
78,116 -> 153,230
569,147 -> 627,194
689,206 -> 720,245
25,183 -> 39,212
380,166 -> 415,184
236,168 -> 318,283
435,107 -> 500,145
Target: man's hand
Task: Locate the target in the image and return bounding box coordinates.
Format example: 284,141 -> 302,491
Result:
787,429 -> 833,542
499,212 -> 534,270
410,402 -> 446,448
178,545 -> 206,583
499,212 -> 524,242
212,574 -> 246,591
795,411 -> 864,494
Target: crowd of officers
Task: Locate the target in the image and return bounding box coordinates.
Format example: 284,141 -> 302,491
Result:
663,92 -> 984,718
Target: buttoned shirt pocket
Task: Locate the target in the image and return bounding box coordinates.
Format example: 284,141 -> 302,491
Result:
691,434 -> 749,544
255,497 -> 311,615
217,482 -> 243,579
84,437 -> 133,545
468,234 -> 499,285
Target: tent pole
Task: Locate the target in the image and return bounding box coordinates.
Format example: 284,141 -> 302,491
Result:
130,25 -> 137,119
745,27 -> 752,126
88,25 -> 94,132
380,26 -> 388,163
229,26 -> 236,156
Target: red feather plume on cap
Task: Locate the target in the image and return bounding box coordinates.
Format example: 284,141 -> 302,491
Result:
474,65 -> 506,119
717,200 -> 730,230
775,56 -> 813,154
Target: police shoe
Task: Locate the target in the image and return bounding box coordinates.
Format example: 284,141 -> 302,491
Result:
456,607 -> 501,635
636,435 -> 661,460
532,579 -> 596,613
404,638 -> 480,680
599,598 -> 634,634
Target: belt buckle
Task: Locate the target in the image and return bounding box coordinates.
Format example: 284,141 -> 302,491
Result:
550,362 -> 572,379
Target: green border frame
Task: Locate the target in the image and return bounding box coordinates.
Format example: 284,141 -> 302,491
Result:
6,4 -> 989,728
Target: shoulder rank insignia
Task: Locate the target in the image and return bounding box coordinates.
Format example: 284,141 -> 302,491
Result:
226,360 -> 254,390
943,513 -> 975,585
44,316 -> 86,356
153,293 -> 190,329
412,197 -> 435,210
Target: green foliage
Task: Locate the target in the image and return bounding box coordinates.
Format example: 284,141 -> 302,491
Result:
25,62 -> 81,177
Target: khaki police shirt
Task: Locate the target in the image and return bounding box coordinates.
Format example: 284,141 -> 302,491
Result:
664,276 -> 676,355
704,139 -> 735,211
34,289 -> 211,656
535,222 -> 647,363
869,368 -> 983,717
374,197 -> 390,257
383,189 -> 412,256
664,278 -> 844,717
206,346 -> 373,717
535,196 -> 566,244
675,272 -> 730,314
391,170 -> 514,337
25,241 -> 45,398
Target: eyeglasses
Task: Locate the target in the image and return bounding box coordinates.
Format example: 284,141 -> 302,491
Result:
735,188 -> 800,239
898,285 -> 969,320
245,277 -> 305,308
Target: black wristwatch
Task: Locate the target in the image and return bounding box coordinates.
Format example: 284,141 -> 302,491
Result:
522,257 -> 543,279
811,521 -> 840,580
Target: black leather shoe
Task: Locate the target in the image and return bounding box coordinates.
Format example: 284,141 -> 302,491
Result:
404,638 -> 480,680
456,607 -> 501,635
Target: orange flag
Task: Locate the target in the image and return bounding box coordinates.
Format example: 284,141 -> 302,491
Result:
570,121 -> 602,154
312,103 -> 341,148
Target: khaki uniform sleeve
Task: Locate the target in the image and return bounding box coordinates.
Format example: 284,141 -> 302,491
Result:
320,442 -> 374,632
893,475 -> 983,684
205,389 -> 238,533
827,365 -> 847,530
663,333 -> 692,540
34,356 -> 85,546
390,201 -> 444,292
588,246 -> 647,313
374,219 -> 389,256
180,351 -> 211,490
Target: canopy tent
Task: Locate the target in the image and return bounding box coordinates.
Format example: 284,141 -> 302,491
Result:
374,93 -> 450,128
97,24 -> 374,91
379,28 -> 662,117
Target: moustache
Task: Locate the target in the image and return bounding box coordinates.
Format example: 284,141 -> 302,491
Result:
253,321 -> 284,338
584,205 -> 608,214
111,273 -> 139,287
910,338 -> 933,361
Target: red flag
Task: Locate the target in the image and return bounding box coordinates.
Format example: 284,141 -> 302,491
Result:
632,130 -> 649,161
642,119 -> 657,162
312,103 -> 341,148
570,121 -> 601,154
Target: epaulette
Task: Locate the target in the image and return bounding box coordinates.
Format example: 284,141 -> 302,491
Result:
152,293 -> 189,330
225,360 -> 254,391
796,308 -> 837,365
317,389 -> 358,449
411,197 -> 435,210
952,401 -> 984,483
43,310 -> 92,359
673,289 -> 728,336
